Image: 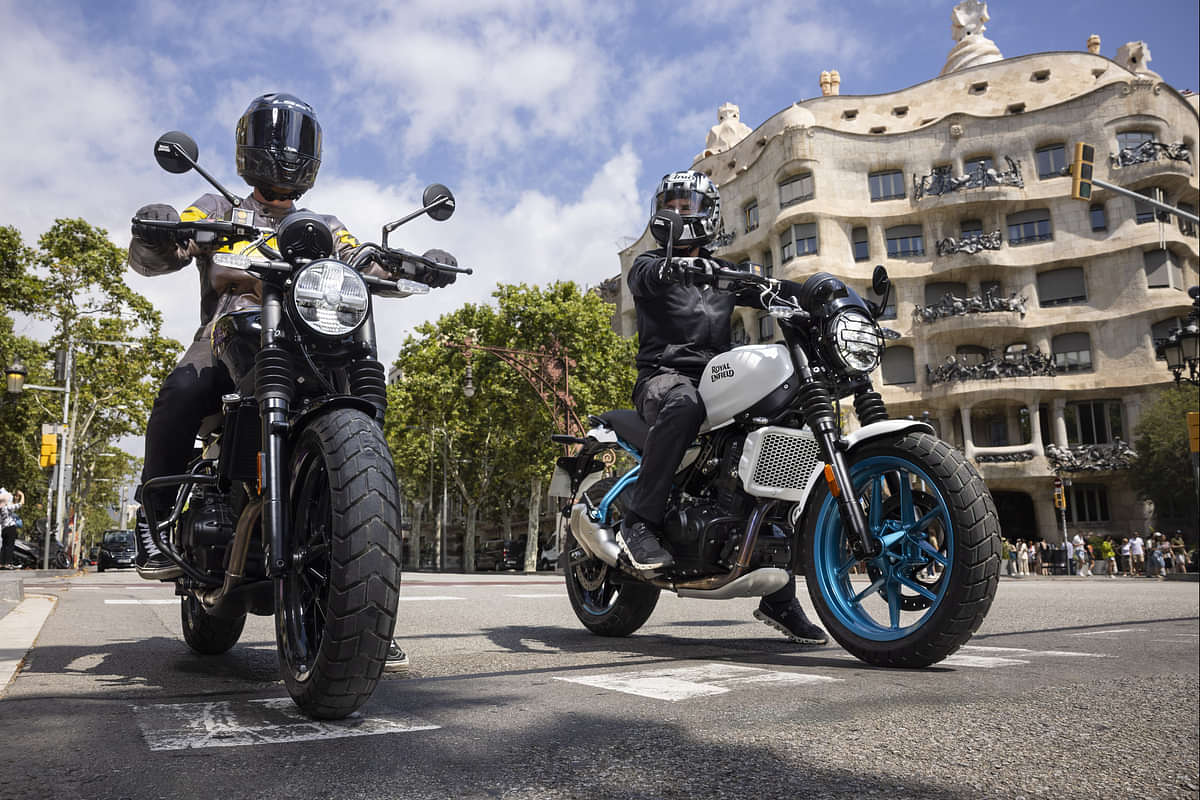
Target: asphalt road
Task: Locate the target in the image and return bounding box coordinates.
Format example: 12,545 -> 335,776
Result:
1,569 -> 1197,800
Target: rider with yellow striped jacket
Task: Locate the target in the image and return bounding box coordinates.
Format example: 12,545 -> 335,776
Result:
128,93 -> 445,671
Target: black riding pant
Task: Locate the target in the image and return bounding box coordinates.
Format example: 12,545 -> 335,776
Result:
625,369 -> 795,608
140,331 -> 233,511
1,526 -> 17,565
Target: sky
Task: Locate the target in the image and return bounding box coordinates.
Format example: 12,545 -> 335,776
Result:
2,0 -> 1198,374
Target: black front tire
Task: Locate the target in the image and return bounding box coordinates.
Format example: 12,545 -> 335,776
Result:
181,595 -> 246,655
276,408 -> 402,720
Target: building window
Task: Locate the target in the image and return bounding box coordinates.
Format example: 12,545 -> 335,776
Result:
965,155 -> 995,175
1116,130 -> 1155,152
744,202 -> 759,233
1035,144 -> 1066,178
1144,249 -> 1183,289
925,281 -> 967,306
1090,203 -> 1107,232
1064,400 -> 1124,446
1135,187 -> 1166,224
881,346 -> 915,385
961,219 -> 983,238
779,173 -> 814,208
956,345 -> 989,367
1052,331 -> 1093,372
731,316 -> 750,346
969,81 -> 988,95
758,313 -> 775,342
1179,203 -> 1197,236
1007,208 -> 1052,245
852,227 -> 869,261
780,222 -> 818,262
982,279 -> 1002,298
886,224 -> 924,257
972,410 -> 1010,446
1038,267 -> 1086,306
1066,484 -> 1110,524
762,249 -> 773,278
868,170 -> 905,201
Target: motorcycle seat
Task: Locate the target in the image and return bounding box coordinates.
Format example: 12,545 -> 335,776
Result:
592,409 -> 648,452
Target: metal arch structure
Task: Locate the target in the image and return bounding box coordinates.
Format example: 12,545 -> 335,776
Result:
443,335 -> 586,440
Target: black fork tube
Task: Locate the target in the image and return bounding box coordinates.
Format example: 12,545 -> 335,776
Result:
257,284 -> 293,577
787,340 -> 879,558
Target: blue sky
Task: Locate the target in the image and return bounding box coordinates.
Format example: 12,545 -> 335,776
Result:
2,0 -> 1197,366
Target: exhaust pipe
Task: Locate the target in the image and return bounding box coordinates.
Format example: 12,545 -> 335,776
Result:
569,503 -> 620,567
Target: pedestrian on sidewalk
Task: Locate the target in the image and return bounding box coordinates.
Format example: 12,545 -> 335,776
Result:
1170,532 -> 1189,574
1002,538 -> 1014,576
0,488 -> 25,568
1119,537 -> 1131,575
1099,537 -> 1117,578
1017,540 -> 1030,576
1147,533 -> 1167,579
1129,532 -> 1145,577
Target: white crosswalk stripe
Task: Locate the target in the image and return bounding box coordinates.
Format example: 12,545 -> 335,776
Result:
556,663 -> 842,701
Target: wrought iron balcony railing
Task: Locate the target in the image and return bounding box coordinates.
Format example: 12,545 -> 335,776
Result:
926,348 -> 1054,385
1110,140 -> 1191,169
1045,440 -> 1137,473
913,289 -> 1028,324
935,230 -> 1002,256
913,157 -> 1024,201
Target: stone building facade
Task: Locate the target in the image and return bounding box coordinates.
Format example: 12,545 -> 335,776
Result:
615,11 -> 1199,544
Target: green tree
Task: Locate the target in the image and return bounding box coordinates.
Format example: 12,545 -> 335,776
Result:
1132,384 -> 1200,528
386,281 -> 635,571
0,219 -> 181,554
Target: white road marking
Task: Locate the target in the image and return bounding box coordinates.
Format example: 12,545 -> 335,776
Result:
397,595 -> 464,602
104,599 -> 177,605
505,593 -> 563,598
555,663 -> 841,701
941,654 -> 1030,668
961,645 -> 1032,653
133,697 -> 439,750
1069,629 -> 1136,636
962,645 -> 1108,659
0,595 -> 57,695
1029,650 -> 1110,658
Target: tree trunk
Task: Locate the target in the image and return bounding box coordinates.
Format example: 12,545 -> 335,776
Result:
410,501 -> 426,570
464,503 -> 479,572
524,476 -> 541,573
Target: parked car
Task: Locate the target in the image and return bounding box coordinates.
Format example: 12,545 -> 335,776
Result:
87,546 -> 99,566
537,540 -> 560,571
97,530 -> 136,572
475,538 -> 526,571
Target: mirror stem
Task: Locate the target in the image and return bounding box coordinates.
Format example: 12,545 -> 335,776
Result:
169,143 -> 242,208
381,197 -> 450,250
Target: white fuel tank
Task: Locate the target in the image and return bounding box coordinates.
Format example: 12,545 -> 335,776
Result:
698,344 -> 796,430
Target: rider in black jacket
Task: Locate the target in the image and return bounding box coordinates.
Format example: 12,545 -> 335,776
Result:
129,93 -> 447,670
620,170 -> 827,645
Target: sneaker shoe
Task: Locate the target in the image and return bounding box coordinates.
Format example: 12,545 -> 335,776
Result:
615,521 -> 674,571
384,639 -> 410,673
134,509 -> 178,576
754,599 -> 828,645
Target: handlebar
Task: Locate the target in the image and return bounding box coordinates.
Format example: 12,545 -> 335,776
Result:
132,216 -> 264,241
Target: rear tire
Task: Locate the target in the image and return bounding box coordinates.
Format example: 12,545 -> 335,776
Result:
275,408 -> 402,720
564,477 -> 660,637
181,595 -> 246,655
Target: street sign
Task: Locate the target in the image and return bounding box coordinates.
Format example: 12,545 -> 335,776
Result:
1188,412 -> 1199,454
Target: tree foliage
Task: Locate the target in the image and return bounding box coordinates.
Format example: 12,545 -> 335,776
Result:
1131,384 -> 1199,527
385,281 -> 635,570
0,219 -> 181,549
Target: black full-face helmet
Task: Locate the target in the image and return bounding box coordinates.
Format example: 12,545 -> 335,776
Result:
236,93 -> 322,200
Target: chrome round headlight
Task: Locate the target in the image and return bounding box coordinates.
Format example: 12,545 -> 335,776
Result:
290,260 -> 370,337
829,309 -> 884,374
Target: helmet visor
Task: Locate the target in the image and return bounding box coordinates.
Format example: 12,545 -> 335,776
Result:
653,189 -> 713,218
240,107 -> 321,161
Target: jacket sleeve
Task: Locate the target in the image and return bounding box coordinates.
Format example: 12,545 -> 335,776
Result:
127,194 -> 221,277
627,250 -> 672,298
325,215 -> 360,260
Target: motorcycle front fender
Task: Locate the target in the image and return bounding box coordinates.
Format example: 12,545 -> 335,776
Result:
844,420 -> 935,454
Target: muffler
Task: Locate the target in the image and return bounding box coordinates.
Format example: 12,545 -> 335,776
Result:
569,503 -> 620,567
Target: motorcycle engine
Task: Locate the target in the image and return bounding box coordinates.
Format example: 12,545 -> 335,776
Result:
179,486 -> 236,573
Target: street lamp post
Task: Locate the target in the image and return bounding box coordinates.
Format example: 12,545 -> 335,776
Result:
1154,286 -> 1200,386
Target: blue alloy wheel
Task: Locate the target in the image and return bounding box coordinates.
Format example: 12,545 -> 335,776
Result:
803,432 -> 1001,668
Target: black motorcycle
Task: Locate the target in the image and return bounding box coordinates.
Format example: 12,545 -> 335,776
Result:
550,210 -> 1001,668
9,532 -> 71,570
131,131 -> 469,718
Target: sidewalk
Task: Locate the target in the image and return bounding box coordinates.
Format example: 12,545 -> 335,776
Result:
0,568 -> 77,623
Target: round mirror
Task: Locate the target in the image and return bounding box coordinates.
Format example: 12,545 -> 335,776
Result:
422,184 -> 456,221
649,209 -> 685,247
871,264 -> 891,297
154,131 -> 199,174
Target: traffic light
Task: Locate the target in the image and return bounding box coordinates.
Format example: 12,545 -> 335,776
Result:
40,432 -> 57,468
53,349 -> 67,383
1070,142 -> 1095,201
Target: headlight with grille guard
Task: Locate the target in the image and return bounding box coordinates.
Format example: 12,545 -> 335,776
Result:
829,309 -> 883,374
289,259 -> 370,337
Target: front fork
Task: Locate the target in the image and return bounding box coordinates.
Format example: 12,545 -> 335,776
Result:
257,285 -> 293,578
788,343 -> 879,558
